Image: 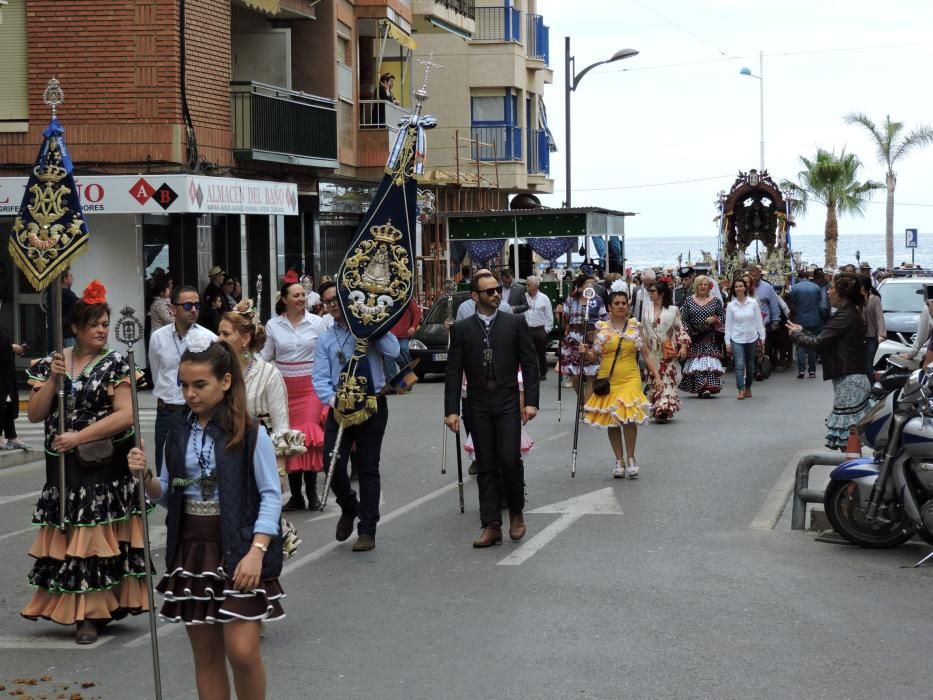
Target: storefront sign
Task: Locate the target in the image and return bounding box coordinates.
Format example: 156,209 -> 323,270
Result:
0,174 -> 299,216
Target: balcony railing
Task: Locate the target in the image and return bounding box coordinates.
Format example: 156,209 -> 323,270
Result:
359,100 -> 410,130
473,6 -> 520,42
525,13 -> 549,65
231,81 -> 337,167
527,128 -> 550,176
471,125 -> 522,161
437,0 -> 475,18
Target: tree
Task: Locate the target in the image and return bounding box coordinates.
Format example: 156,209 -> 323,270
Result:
844,113 -> 933,270
780,149 -> 883,270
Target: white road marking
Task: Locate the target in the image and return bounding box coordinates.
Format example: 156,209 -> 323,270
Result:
0,525 -> 38,542
128,479 -> 462,649
498,487 -> 623,566
0,490 -> 41,505
545,430 -> 570,441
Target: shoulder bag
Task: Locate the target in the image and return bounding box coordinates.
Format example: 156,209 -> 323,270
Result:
592,322 -> 626,396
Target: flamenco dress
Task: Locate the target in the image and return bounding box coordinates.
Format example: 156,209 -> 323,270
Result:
21,352 -> 152,625
583,321 -> 651,427
678,296 -> 725,396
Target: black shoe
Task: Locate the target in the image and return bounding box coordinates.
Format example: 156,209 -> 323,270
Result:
336,512 -> 355,542
808,371 -> 816,378
352,533 -> 375,551
282,496 -> 305,512
797,372 -> 804,379
468,461 -> 478,476
308,492 -> 323,510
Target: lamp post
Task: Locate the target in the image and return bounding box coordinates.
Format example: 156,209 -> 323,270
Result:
564,37 -> 638,208
739,51 -> 765,171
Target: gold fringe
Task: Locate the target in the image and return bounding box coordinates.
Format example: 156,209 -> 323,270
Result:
334,396 -> 378,428
8,236 -> 89,293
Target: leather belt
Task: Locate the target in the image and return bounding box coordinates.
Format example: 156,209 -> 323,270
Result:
183,499 -> 221,516
157,399 -> 186,412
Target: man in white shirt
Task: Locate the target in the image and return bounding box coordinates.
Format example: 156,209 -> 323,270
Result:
523,275 -> 554,380
148,285 -> 217,472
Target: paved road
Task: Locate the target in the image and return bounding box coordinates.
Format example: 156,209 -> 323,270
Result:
1,371 -> 932,699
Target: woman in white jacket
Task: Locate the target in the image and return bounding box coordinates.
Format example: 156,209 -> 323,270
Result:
725,278 -> 766,399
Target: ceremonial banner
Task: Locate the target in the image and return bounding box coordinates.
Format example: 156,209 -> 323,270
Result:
8,117 -> 89,291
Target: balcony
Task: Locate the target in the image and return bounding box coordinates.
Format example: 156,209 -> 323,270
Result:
527,129 -> 550,176
525,13 -> 549,65
359,100 -> 410,130
473,5 -> 520,42
471,125 -> 522,162
412,0 -> 476,38
231,81 -> 338,169
357,100 -> 412,168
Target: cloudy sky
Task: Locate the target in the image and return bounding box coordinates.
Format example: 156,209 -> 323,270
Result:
536,0 -> 933,241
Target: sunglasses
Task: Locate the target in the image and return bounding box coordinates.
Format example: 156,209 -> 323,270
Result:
322,297 -> 339,306
478,286 -> 502,296
175,302 -> 201,311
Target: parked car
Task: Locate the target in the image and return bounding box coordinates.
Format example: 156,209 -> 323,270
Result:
408,292 -> 471,376
875,273 -> 933,366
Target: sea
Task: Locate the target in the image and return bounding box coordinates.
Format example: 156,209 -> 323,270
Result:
615,232 -> 930,273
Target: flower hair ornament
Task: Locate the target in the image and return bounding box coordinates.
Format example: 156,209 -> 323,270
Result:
81,280 -> 107,305
609,279 -> 628,294
186,334 -> 213,354
234,298 -> 263,331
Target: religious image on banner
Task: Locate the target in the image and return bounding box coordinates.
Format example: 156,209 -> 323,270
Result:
332,58 -> 438,426
8,83 -> 89,292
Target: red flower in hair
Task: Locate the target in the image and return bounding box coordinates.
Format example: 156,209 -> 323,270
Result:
82,279 -> 107,305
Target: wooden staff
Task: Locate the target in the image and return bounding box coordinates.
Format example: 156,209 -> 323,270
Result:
114,306 -> 162,699
49,289 -> 67,528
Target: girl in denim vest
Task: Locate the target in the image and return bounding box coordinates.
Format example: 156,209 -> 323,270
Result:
129,340 -> 283,699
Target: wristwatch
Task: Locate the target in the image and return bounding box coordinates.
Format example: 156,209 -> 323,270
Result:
252,542 -> 269,553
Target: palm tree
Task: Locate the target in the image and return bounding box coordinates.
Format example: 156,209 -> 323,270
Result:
780,149 -> 883,270
844,113 -> 933,270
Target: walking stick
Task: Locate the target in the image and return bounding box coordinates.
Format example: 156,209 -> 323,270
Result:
570,287 -> 596,478
319,423 -> 344,510
440,420 -> 448,476
49,289 -> 67,529
441,279 -> 456,476
115,307 -> 163,700
556,275 -> 565,422
454,425 -> 464,513
255,274 -> 263,322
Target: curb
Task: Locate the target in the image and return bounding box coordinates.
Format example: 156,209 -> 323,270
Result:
750,446 -> 827,530
0,450 -> 43,471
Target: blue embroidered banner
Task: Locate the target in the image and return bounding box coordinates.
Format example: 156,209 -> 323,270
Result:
528,237 -> 575,262
466,239 -> 504,265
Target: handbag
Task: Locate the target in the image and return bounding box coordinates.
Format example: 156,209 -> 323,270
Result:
592,322 -> 626,396
661,339 -> 678,362
75,438 -> 114,467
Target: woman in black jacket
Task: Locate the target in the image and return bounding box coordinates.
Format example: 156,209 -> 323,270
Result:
786,272 -> 869,450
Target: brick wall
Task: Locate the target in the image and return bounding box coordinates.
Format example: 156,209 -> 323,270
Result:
0,0 -> 234,171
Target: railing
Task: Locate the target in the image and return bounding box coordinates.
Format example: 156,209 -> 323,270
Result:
473,5 -> 520,42
231,81 -> 337,164
471,125 -> 521,161
337,63 -> 353,101
437,0 -> 475,18
527,128 -> 549,175
359,99 -> 410,129
525,13 -> 549,65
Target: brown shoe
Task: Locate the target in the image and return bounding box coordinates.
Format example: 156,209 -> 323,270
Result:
509,511 -> 526,541
472,525 -> 503,548
75,620 -> 98,645
352,533 -> 375,551
335,512 -> 355,542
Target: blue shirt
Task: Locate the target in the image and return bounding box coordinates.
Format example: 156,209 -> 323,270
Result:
754,278 -> 782,324
312,322 -> 400,406
788,279 -> 824,329
158,416 -> 282,536
456,297 -> 512,321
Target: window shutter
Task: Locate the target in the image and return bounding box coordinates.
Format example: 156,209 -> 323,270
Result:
336,36 -> 349,65
0,0 -> 27,121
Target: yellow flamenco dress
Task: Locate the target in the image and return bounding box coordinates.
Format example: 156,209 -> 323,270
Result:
583,320 -> 651,427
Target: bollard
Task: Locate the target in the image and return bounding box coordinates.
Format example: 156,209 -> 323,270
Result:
792,452 -> 848,530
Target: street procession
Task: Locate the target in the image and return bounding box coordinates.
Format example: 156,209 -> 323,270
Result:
4,1 -> 933,698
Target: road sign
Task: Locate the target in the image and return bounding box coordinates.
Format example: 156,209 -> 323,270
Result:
906,228 -> 918,248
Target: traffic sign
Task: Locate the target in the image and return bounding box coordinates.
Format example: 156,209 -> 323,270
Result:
906,228 -> 918,248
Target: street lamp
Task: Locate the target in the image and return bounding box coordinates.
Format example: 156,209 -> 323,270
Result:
739,51 -> 765,171
564,37 -> 638,208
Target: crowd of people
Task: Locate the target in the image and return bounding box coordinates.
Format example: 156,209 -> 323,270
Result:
11,255 -> 902,698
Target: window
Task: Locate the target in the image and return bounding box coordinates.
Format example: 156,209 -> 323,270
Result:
0,0 -> 27,122
470,90 -> 521,161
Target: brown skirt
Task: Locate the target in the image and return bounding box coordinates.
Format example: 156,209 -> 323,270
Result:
156,513 -> 285,625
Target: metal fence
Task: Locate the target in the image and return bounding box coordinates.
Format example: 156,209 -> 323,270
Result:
473,5 -> 521,42
525,13 -> 549,64
471,125 -> 521,161
359,100 -> 410,129
231,81 -> 337,162
527,128 -> 550,175
437,0 -> 475,18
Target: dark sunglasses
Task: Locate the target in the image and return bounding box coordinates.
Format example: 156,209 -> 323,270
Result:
478,286 -> 502,296
322,296 -> 339,306
175,302 -> 201,311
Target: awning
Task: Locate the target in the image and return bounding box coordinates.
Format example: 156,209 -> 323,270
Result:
242,0 -> 280,14
383,20 -> 417,50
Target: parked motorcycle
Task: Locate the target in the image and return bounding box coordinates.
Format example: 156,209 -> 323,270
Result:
823,365 -> 933,548
871,355 -> 915,399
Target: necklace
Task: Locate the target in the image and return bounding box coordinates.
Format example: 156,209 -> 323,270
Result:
334,324 -> 352,365
196,425 -> 217,501
242,351 -> 256,380
474,314 -> 497,368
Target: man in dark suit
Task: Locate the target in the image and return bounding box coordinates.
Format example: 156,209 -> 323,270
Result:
500,268 -> 528,314
445,272 -> 540,548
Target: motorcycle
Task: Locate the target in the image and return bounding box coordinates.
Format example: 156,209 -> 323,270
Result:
823,365 -> 933,548
871,355 -> 914,400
